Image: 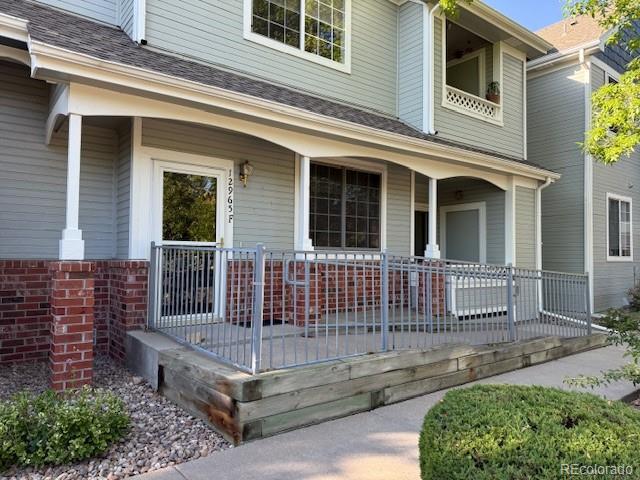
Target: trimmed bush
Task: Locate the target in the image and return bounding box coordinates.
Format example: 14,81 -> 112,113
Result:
420,385 -> 640,480
0,388 -> 129,471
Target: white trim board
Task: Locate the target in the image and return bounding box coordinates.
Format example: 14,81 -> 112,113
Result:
439,202 -> 487,263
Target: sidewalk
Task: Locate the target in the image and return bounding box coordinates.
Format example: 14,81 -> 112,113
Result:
136,345 -> 636,480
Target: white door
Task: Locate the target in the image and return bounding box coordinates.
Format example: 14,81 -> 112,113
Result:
152,159 -> 234,321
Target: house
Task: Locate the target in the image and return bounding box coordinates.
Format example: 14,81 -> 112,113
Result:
528,15 -> 640,312
0,0 -> 596,392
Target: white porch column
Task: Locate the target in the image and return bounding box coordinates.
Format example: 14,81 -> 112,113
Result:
59,114 -> 85,260
296,155 -> 313,251
425,177 -> 440,258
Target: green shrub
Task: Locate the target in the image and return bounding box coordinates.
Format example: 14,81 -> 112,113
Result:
420,385 -> 640,480
568,308 -> 640,388
0,388 -> 129,472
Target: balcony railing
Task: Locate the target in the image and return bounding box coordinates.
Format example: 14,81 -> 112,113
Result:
444,85 -> 503,125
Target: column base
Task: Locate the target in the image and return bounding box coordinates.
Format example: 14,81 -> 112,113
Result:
424,244 -> 441,259
59,229 -> 85,260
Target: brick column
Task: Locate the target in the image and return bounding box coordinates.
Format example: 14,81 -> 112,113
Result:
49,261 -> 95,391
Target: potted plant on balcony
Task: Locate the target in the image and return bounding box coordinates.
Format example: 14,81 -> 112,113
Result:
486,81 -> 501,103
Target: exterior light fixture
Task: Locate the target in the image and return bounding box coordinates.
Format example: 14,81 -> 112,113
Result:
240,161 -> 254,187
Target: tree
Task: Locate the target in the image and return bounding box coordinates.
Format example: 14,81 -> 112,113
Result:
566,0 -> 640,164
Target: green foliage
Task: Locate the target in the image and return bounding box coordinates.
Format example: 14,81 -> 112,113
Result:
439,0 -> 472,17
565,0 -> 640,164
487,81 -> 501,95
568,308 -> 640,387
628,283 -> 640,310
162,172 -> 217,242
419,384 -> 640,480
0,388 -> 129,472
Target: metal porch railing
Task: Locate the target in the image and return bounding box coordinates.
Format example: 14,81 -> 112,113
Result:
148,243 -> 592,374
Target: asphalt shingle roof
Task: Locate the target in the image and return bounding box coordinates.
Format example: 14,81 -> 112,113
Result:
0,0 -> 549,170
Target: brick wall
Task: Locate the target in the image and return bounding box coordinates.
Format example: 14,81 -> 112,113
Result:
224,258 -> 446,326
0,260 -> 51,363
49,261 -> 95,391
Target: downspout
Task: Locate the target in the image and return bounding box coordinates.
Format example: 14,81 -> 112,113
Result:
423,1 -> 440,134
581,48 -> 594,313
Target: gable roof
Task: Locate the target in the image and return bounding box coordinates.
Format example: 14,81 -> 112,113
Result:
0,0 -> 553,172
536,15 -> 605,51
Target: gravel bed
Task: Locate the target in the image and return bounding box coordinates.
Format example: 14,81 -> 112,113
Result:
0,357 -> 231,479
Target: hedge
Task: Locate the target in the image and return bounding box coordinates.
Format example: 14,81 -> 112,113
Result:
420,384 -> 640,480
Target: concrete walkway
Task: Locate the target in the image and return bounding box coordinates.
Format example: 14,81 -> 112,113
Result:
136,345 -> 636,480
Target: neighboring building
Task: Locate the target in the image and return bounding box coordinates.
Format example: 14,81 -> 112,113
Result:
0,0 -> 566,386
529,15 -> 639,312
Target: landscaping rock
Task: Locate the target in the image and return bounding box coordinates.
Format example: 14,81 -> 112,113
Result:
0,356 -> 231,479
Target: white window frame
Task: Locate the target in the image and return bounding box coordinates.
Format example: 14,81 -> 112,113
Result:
243,0 -> 352,74
606,193 -> 633,262
446,48 -> 486,98
439,202 -> 487,263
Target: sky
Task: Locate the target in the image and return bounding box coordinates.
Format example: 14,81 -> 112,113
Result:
482,0 -> 566,32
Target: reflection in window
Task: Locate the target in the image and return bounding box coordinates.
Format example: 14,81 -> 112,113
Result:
608,195 -> 632,258
251,0 -> 345,64
310,163 -> 380,250
162,172 -> 217,243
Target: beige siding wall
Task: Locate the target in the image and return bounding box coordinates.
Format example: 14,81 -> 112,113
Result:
386,164 -> 412,255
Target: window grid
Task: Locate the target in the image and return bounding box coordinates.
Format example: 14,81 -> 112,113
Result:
251,0 -> 345,64
608,196 -> 632,259
310,163 -> 381,250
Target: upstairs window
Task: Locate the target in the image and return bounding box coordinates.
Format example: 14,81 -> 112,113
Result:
607,194 -> 632,261
247,0 -> 349,70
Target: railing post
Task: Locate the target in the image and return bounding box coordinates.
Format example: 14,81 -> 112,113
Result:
251,243 -> 266,374
381,250 -> 389,351
148,242 -> 157,330
506,264 -> 516,342
585,272 -> 592,335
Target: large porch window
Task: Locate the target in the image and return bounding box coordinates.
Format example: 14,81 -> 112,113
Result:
310,163 -> 381,250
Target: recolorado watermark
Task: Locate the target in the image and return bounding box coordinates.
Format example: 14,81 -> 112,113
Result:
561,464 -> 634,477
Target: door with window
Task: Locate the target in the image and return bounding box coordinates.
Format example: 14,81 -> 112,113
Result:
153,160 -> 233,321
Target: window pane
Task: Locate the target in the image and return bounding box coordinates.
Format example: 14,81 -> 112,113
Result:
303,0 -> 345,63
310,163 -> 342,248
609,199 -> 620,256
163,172 -> 217,242
252,0 -> 301,47
621,201 -> 632,256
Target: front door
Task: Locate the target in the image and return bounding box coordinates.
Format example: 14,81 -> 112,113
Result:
440,203 -> 486,263
152,159 -> 233,320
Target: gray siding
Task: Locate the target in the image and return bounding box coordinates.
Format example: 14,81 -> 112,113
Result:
116,121 -> 132,259
34,0 -> 117,24
0,62 -> 120,260
145,0 -> 398,115
397,2 -> 423,129
528,64 -> 585,274
119,0 -> 135,37
415,175 -> 505,264
386,164 -> 412,255
433,17 -> 525,159
515,186 -> 536,269
140,119 -> 296,250
591,63 -> 640,311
